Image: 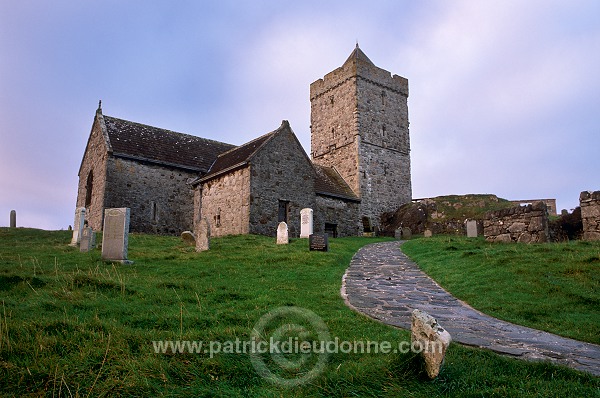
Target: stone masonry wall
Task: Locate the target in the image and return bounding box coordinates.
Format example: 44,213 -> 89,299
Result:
200,167 -> 250,237
104,157 -> 196,234
76,113 -> 108,231
483,202 -> 549,243
249,126 -> 316,237
580,191 -> 600,241
315,195 -> 360,237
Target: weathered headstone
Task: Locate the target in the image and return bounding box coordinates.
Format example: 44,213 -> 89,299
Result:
80,227 -> 96,253
300,208 -> 313,238
401,227 -> 412,240
424,229 -> 433,238
69,207 -> 86,246
276,222 -> 289,244
411,309 -> 451,379
101,208 -> 131,263
181,231 -> 196,246
394,228 -> 402,240
9,210 -> 16,228
466,220 -> 478,238
195,217 -> 210,252
309,233 -> 329,251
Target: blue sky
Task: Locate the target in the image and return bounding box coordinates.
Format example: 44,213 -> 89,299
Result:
1,0 -> 599,229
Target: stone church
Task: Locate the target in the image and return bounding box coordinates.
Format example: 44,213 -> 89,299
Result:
75,45 -> 412,237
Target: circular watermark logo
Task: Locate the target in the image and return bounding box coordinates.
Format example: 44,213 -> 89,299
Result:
250,306 -> 331,387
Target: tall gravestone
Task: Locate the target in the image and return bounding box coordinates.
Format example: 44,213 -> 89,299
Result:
69,207 -> 86,246
195,217 -> 210,252
277,222 -> 289,244
101,208 -> 131,263
300,208 -> 313,238
80,227 -> 96,253
9,210 -> 16,228
466,220 -> 478,238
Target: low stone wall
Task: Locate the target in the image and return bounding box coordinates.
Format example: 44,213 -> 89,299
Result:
483,202 -> 548,243
580,191 -> 600,241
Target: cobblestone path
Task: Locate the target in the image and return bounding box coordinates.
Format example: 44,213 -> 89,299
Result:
341,241 -> 600,376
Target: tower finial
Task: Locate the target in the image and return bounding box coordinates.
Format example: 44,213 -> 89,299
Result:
96,100 -> 102,115
356,40 -> 359,48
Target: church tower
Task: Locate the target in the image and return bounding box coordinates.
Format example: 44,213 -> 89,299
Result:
310,45 -> 412,229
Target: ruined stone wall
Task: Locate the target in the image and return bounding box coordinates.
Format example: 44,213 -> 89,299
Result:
76,114 -> 108,231
580,191 -> 600,241
249,128 -> 316,237
315,195 -> 360,237
310,53 -> 411,228
104,157 -> 196,234
483,202 -> 548,243
200,167 -> 250,237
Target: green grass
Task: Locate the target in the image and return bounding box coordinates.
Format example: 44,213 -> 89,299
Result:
0,228 -> 598,397
402,236 -> 600,344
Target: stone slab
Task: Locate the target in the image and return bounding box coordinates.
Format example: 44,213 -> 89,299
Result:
101,208 -> 130,262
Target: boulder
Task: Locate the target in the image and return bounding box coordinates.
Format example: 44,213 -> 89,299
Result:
411,309 -> 451,379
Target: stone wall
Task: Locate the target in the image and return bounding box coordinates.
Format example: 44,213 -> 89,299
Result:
483,202 -> 548,243
580,191 -> 600,241
315,195 -> 360,237
76,112 -> 109,231
104,157 -> 196,235
248,126 -> 316,237
310,48 -> 411,228
199,167 -> 250,237
510,198 -> 557,216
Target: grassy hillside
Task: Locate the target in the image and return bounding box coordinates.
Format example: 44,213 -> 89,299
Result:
402,236 -> 600,344
0,228 -> 597,397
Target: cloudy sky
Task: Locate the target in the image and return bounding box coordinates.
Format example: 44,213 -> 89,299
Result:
1,0 -> 598,229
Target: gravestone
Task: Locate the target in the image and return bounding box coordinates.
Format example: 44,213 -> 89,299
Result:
300,208 -> 313,238
101,208 -> 131,263
195,217 -> 210,252
9,210 -> 16,228
424,229 -> 433,238
69,207 -> 86,246
402,227 -> 412,240
466,220 -> 478,238
80,227 -> 96,253
277,222 -> 289,244
309,233 -> 329,251
394,228 -> 402,240
181,231 -> 196,246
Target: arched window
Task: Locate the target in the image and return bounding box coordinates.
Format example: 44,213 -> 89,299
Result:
84,171 -> 93,207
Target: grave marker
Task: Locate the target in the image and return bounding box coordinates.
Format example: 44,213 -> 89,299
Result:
9,210 -> 16,228
80,227 -> 96,253
195,217 -> 210,252
300,208 -> 313,238
466,220 -> 478,238
309,233 -> 329,251
101,208 -> 131,263
424,229 -> 433,238
277,222 -> 289,244
181,231 -> 196,246
69,207 -> 86,246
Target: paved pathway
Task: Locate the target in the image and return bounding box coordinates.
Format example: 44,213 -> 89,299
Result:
341,241 -> 600,377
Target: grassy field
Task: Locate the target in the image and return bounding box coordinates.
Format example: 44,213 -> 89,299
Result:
402,236 -> 600,344
0,228 -> 598,397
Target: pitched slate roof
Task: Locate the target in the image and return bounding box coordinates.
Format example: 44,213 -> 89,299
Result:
314,164 -> 360,202
198,123 -> 285,182
103,115 -> 234,172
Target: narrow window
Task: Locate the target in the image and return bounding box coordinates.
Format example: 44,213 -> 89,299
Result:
329,95 -> 334,106
381,125 -> 386,137
151,201 -> 158,222
84,171 -> 93,207
216,208 -> 221,227
331,127 -> 335,138
381,90 -> 386,106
